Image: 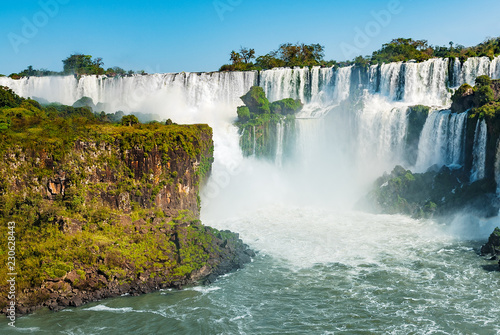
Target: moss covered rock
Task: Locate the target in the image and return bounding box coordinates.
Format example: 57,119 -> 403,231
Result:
361,164 -> 498,219
236,86 -> 301,161
0,87 -> 252,315
405,105 -> 430,165
481,227 -> 500,256
240,86 -> 270,115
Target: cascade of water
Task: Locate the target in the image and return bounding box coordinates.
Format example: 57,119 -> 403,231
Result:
355,95 -> 408,168
1,55 -> 498,114
260,67 -> 310,102
415,110 -> 468,171
310,66 -> 320,98
461,57 -> 492,85
0,71 -> 257,121
403,58 -> 450,105
368,64 -> 379,92
490,56 -> 500,79
446,111 -> 468,166
378,62 -> 402,100
451,57 -> 462,88
252,126 -> 256,157
471,119 -> 487,182
332,66 -> 352,103
1,55 -> 499,187
275,120 -> 284,167
495,140 -> 500,195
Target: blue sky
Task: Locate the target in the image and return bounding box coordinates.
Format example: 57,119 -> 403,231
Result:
1,0 -> 499,75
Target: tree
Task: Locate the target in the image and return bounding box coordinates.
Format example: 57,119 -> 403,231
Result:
354,55 -> 370,68
371,38 -> 433,63
230,51 -> 242,64
474,85 -> 495,106
121,115 -> 139,126
62,54 -> 105,75
276,43 -> 325,67
240,47 -> 255,64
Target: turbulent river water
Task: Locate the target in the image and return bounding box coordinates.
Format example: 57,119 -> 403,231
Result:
3,207 -> 500,334
2,56 -> 500,334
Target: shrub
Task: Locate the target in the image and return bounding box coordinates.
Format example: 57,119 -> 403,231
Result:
451,83 -> 473,103
240,86 -> 270,115
475,75 -> 492,87
121,115 -> 140,126
270,98 -> 303,115
237,106 -> 251,122
474,85 -> 495,106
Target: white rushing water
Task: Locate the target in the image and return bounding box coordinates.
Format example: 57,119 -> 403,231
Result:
274,120 -> 284,168
415,110 -> 468,171
471,119 -> 488,182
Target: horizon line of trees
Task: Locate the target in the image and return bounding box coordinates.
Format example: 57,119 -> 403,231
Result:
3,37 -> 499,78
5,54 -> 148,79
220,37 -> 500,71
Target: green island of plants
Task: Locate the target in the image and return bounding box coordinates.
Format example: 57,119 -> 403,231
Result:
235,86 -> 302,159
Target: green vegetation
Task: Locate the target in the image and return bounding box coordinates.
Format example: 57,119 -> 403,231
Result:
362,37 -> 500,65
451,83 -> 473,104
62,54 -> 105,75
371,38 -> 433,64
8,54 -> 141,79
121,114 -> 140,126
220,37 -> 500,71
364,165 -> 496,218
451,75 -> 500,119
220,43 -> 331,71
235,86 -> 302,159
240,86 -> 271,115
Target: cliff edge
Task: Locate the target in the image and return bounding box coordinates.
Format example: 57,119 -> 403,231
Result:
0,86 -> 254,315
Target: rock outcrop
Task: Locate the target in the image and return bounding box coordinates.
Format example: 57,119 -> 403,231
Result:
0,92 -> 253,316
360,165 -> 498,219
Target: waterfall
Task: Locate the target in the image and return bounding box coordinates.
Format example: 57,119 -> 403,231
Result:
415,110 -> 468,171
252,126 -> 256,156
471,119 -> 487,182
332,66 -> 352,103
495,141 -> 500,195
260,67 -> 310,102
275,120 -> 284,167
1,55 -> 499,112
403,58 -> 450,105
377,62 -> 402,100
491,56 -> 500,79
355,95 -> 408,168
0,72 -> 258,122
461,56 -> 496,86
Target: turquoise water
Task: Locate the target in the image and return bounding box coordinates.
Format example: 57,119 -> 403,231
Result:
2,208 -> 500,334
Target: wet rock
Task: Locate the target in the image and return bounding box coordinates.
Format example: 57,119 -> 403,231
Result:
481,227 -> 500,256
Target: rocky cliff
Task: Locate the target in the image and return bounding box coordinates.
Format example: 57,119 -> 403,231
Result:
0,87 -> 254,315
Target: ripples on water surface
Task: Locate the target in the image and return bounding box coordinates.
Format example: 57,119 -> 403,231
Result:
3,207 -> 500,334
